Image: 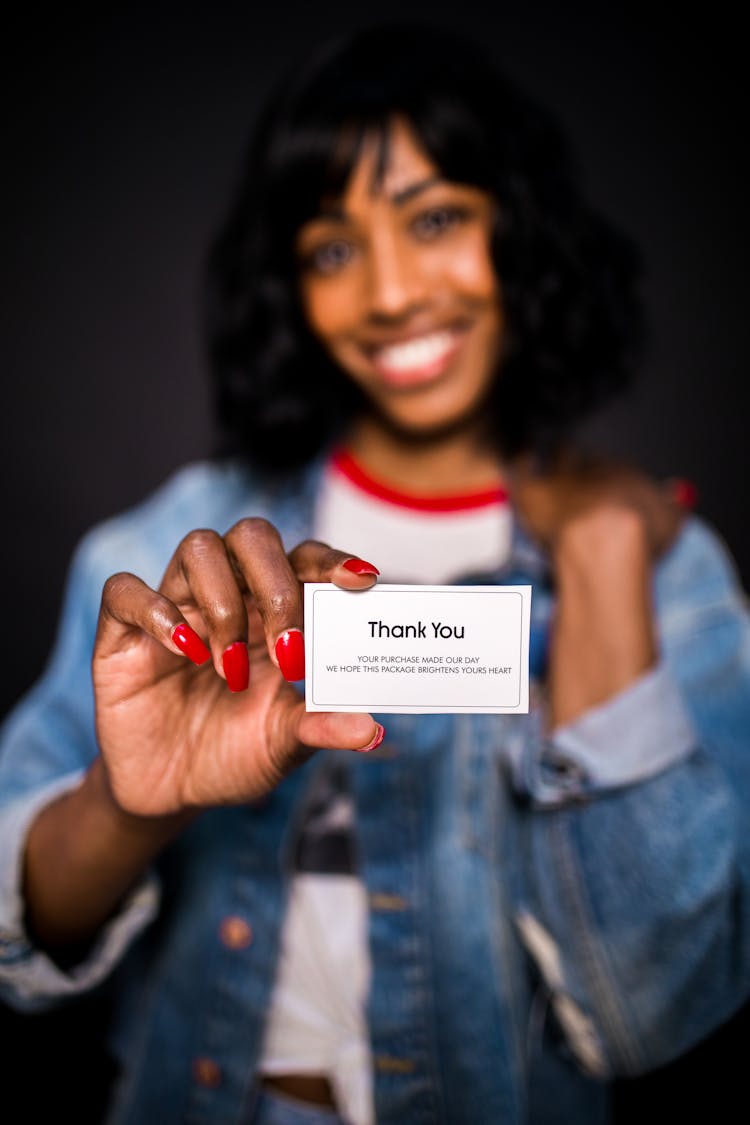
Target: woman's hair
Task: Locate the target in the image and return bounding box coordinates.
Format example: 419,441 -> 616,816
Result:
206,21 -> 643,471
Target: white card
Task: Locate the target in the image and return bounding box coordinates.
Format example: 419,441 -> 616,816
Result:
304,584 -> 531,714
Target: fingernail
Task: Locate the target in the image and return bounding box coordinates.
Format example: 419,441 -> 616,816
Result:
275,629 -> 306,682
672,478 -> 698,511
171,623 -> 210,666
355,723 -> 385,754
222,642 -> 249,692
342,557 -> 380,576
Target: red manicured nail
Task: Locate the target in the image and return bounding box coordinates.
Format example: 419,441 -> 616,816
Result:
222,642 -> 249,692
356,723 -> 385,753
342,557 -> 380,576
171,623 -> 210,666
275,629 -> 306,682
672,478 -> 698,511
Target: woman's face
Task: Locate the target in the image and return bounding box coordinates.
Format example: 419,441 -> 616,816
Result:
296,118 -> 504,438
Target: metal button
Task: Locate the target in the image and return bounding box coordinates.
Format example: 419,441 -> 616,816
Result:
192,1057 -> 222,1087
375,1054 -> 415,1074
369,892 -> 408,912
219,916 -> 253,950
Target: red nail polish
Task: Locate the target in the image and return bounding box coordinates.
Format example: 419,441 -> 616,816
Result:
672,478 -> 698,511
171,623 -> 210,666
275,629 -> 306,682
356,723 -> 385,753
342,558 -> 380,576
222,642 -> 249,692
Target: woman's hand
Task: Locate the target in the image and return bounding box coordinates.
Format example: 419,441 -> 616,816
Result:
508,451 -> 689,729
93,519 -> 381,818
508,449 -> 687,559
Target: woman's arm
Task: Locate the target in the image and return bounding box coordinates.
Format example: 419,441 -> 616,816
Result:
2,513 -> 382,990
509,457 -> 750,1074
510,450 -> 684,727
22,757 -> 193,958
548,504 -> 657,729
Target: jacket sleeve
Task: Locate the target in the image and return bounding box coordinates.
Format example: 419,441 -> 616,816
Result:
509,518 -> 750,1078
0,532 -> 160,1011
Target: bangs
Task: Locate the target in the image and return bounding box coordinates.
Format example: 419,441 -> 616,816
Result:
260,23 -> 501,242
267,113 -> 397,242
326,121 -> 393,200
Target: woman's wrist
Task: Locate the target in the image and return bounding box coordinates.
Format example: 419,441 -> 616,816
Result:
549,505 -> 657,729
86,755 -> 199,844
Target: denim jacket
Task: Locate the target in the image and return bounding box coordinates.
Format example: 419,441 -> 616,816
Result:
1,458 -> 749,1125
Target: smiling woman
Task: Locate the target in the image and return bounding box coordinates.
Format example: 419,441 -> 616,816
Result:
1,19 -> 749,1125
207,23 -> 641,475
295,118 -> 503,448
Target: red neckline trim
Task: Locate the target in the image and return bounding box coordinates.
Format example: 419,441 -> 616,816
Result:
330,448 -> 509,513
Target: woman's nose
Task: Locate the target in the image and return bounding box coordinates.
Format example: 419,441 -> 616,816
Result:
364,230 -> 427,320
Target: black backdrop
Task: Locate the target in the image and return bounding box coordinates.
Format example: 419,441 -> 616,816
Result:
1,2 -> 748,1120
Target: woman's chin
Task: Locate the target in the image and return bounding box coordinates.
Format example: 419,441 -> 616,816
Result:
368,398 -> 492,447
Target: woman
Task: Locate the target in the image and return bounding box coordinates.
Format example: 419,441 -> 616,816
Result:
1,22 -> 749,1125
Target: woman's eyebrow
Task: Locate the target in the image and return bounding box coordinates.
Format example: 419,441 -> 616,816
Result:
314,175 -> 446,223
389,175 -> 444,205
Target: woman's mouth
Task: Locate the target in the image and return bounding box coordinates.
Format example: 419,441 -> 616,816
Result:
366,327 -> 465,387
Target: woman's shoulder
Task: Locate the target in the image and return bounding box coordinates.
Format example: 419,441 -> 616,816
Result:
654,513 -> 749,638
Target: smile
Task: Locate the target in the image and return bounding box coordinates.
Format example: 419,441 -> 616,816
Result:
367,328 -> 465,387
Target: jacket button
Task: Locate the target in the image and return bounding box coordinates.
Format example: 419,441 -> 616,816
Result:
375,1054 -> 415,1074
369,892 -> 407,912
219,916 -> 253,949
192,1057 -> 222,1087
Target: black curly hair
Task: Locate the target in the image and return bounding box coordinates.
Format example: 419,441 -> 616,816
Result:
206,21 -> 643,472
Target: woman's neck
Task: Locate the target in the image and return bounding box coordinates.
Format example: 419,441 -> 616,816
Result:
345,416 -> 506,495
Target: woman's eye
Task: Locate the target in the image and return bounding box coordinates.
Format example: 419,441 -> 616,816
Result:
306,239 -> 353,274
412,206 -> 467,239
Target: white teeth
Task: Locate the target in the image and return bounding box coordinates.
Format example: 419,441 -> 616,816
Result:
374,330 -> 455,372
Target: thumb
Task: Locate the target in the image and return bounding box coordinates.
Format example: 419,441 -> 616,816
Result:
296,709 -> 385,755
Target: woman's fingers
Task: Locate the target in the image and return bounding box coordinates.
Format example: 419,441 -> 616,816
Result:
283,539 -> 380,681
225,525 -> 380,683
134,522 -> 381,692
223,518 -> 309,681
508,452 -> 689,558
294,708 -> 385,755
160,529 -> 250,690
287,539 -> 380,585
96,571 -> 209,665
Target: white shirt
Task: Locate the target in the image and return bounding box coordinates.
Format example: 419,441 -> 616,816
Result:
258,449 -> 511,1124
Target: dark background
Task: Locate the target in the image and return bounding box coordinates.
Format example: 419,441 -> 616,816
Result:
1,2 -> 747,1120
